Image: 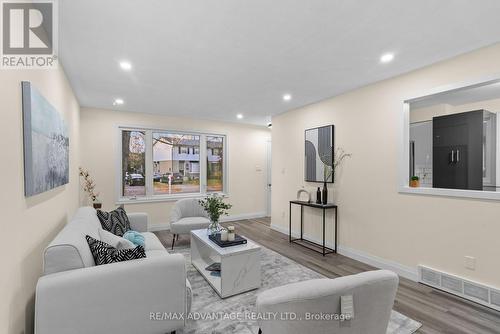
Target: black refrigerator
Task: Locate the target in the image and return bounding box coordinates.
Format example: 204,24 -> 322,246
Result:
432,110 -> 483,190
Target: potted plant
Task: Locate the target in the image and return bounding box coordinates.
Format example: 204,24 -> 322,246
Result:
79,167 -> 102,209
199,194 -> 232,235
410,176 -> 420,188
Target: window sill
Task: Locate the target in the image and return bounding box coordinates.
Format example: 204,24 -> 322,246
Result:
399,185 -> 500,201
116,192 -> 228,205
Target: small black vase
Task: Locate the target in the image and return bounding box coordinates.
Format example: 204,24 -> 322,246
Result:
316,187 -> 321,204
322,182 -> 328,205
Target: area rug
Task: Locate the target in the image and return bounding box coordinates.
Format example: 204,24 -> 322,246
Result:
172,246 -> 422,334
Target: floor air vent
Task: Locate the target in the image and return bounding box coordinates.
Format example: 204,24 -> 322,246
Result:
418,265 -> 500,311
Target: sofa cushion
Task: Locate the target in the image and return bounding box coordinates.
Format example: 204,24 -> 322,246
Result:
99,228 -> 136,249
86,236 -> 146,265
43,207 -> 101,275
142,232 -> 166,251
170,217 -> 211,234
145,249 -> 169,258
96,207 -> 131,237
123,230 -> 145,247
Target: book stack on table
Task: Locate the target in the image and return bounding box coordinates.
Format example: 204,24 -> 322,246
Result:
208,233 -> 247,247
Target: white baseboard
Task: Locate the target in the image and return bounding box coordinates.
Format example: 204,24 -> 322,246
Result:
339,244 -> 418,282
270,224 -> 418,282
220,211 -> 267,223
148,212 -> 267,232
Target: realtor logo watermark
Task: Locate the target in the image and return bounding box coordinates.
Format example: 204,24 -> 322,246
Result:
1,0 -> 58,69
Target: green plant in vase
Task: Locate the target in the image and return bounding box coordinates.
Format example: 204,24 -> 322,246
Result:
199,194 -> 232,235
410,175 -> 420,188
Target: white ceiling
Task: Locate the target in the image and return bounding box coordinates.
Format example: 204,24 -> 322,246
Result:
59,0 -> 500,126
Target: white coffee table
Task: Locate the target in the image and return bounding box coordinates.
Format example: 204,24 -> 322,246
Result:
190,229 -> 261,298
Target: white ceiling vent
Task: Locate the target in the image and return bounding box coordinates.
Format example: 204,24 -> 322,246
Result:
418,265 -> 500,311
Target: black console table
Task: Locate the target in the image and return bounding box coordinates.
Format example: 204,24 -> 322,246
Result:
289,200 -> 337,256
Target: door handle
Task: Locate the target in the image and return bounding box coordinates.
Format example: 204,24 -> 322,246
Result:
450,150 -> 455,163
456,149 -> 460,162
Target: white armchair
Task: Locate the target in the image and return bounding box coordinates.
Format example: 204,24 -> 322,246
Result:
170,198 -> 210,249
256,270 -> 399,334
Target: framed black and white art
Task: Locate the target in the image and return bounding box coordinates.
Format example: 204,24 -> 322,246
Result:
304,125 -> 334,183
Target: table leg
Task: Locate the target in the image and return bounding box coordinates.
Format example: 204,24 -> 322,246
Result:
289,202 -> 292,242
322,208 -> 326,256
335,207 -> 338,253
300,205 -> 304,240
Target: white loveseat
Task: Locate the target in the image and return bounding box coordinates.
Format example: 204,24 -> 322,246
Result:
35,207 -> 191,334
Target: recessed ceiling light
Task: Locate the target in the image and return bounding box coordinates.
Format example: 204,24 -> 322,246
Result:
380,53 -> 394,64
113,98 -> 124,106
283,94 -> 292,101
119,61 -> 132,71
236,113 -> 244,119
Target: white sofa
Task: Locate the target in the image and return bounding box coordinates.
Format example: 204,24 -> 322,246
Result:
256,270 -> 399,334
35,207 -> 191,334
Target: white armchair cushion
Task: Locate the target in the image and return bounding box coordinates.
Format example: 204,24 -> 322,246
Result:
170,217 -> 211,234
170,198 -> 208,223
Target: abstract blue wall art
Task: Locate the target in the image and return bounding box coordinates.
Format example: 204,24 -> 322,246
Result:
22,81 -> 69,196
305,125 -> 334,183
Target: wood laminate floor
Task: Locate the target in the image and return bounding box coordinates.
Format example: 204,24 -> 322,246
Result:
155,217 -> 500,334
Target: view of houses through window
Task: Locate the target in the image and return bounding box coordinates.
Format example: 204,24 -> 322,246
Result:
207,136 -> 224,192
121,128 -> 225,199
153,132 -> 201,194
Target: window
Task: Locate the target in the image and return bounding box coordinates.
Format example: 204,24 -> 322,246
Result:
153,132 -> 200,195
119,127 -> 226,201
207,136 -> 224,192
122,130 -> 146,197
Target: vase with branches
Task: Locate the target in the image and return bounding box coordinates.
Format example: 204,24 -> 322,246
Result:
321,148 -> 352,182
199,193 -> 232,235
79,167 -> 101,209
320,148 -> 352,204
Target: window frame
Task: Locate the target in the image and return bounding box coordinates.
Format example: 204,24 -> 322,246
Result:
116,125 -> 228,204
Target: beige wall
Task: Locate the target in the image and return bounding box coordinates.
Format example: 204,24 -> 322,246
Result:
0,68 -> 80,334
80,108 -> 271,226
272,43 -> 500,287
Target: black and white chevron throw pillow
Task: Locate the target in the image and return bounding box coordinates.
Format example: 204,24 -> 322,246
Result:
86,235 -> 146,265
96,207 -> 131,237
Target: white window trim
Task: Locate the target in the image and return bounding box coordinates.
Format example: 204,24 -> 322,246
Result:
399,73 -> 500,201
115,125 -> 228,204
